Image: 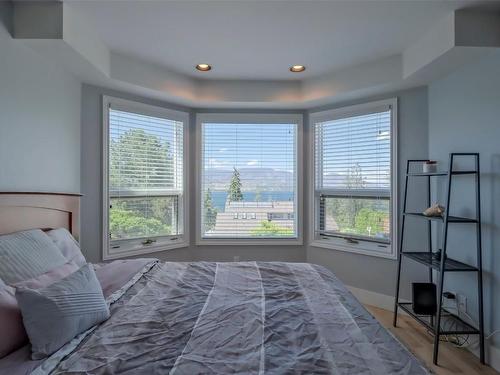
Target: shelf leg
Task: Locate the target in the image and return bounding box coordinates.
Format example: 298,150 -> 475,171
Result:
433,154 -> 453,365
394,161 -> 410,327
393,242 -> 403,327
427,175 -> 434,328
433,261 -> 446,365
475,154 -> 485,364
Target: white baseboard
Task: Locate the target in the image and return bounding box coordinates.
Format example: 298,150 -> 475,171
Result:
346,285 -> 500,372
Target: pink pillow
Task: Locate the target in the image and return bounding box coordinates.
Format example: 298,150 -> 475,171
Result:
95,258 -> 157,298
15,262 -> 79,289
0,286 -> 26,358
0,261 -> 78,358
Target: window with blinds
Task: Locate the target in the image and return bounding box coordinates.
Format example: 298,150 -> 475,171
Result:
313,100 -> 396,255
105,98 -> 186,256
199,118 -> 299,240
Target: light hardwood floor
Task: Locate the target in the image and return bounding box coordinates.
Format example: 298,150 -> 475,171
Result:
367,305 -> 498,375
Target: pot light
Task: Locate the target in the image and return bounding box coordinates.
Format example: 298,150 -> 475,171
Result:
290,65 -> 306,73
196,63 -> 212,71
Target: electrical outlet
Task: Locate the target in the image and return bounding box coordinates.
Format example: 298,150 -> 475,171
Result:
457,294 -> 467,313
233,256 -> 240,262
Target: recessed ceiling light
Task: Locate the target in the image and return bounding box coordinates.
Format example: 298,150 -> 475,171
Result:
196,63 -> 212,71
290,65 -> 306,73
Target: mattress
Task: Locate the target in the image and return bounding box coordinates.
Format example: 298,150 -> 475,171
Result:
34,261 -> 428,374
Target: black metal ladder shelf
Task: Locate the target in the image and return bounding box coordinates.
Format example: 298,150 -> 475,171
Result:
393,153 -> 485,365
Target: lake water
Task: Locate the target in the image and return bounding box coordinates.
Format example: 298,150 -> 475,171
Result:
211,191 -> 294,211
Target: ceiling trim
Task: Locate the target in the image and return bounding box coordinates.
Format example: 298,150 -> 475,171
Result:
10,2 -> 500,109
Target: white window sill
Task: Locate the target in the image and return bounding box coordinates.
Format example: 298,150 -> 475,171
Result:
196,237 -> 303,246
309,239 -> 396,260
103,240 -> 189,260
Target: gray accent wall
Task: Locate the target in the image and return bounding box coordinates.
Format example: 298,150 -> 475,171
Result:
307,87 -> 430,298
0,3 -> 80,193
428,50 -> 500,351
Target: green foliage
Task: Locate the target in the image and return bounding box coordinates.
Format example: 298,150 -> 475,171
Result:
324,163 -> 389,238
354,208 -> 388,237
110,129 -> 173,190
204,188 -> 218,231
250,220 -> 294,237
110,208 -> 172,240
228,167 -> 243,202
109,128 -> 175,240
325,163 -> 368,229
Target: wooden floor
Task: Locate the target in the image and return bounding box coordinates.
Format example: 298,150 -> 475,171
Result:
367,305 -> 498,375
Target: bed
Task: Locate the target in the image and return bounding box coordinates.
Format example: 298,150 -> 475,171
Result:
0,193 -> 429,375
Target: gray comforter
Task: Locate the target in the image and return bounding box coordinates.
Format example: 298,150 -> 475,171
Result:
39,262 -> 428,374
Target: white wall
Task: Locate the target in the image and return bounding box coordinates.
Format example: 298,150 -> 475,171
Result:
428,50 -> 500,359
0,3 -> 81,193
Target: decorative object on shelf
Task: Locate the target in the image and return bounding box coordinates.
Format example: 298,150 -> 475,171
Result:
423,160 -> 438,173
423,203 -> 445,217
394,154 -> 484,366
412,283 -> 437,315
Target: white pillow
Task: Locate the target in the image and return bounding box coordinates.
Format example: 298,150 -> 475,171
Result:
46,228 -> 86,267
0,230 -> 67,284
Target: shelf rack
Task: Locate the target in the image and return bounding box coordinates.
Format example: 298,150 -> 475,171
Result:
393,153 -> 485,365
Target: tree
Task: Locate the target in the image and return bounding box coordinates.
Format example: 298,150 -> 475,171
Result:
250,221 -> 294,237
326,163 -> 369,231
109,128 -> 175,239
354,208 -> 388,237
228,167 -> 243,202
110,128 -> 173,191
109,208 -> 171,240
346,163 -> 366,190
204,188 -> 218,231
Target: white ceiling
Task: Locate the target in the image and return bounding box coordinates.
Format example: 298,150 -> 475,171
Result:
70,0 -> 484,81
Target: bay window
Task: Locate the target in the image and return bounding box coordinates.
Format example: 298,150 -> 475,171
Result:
310,99 -> 397,258
103,97 -> 188,259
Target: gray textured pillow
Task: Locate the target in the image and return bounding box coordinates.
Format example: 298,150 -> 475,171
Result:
16,264 -> 110,359
0,229 -> 67,284
46,228 -> 87,266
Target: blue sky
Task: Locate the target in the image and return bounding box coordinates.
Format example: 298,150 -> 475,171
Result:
203,123 -> 296,172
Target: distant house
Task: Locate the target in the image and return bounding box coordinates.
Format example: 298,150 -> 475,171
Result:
210,201 -> 294,236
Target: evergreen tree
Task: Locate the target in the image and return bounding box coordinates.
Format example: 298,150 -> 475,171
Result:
326,163 -> 369,230
228,167 -> 244,202
204,188 -> 218,231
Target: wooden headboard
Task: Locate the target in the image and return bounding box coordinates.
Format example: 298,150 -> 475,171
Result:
0,192 -> 81,239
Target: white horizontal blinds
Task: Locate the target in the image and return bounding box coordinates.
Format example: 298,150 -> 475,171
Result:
315,107 -> 391,243
108,108 -> 183,242
201,123 -> 297,238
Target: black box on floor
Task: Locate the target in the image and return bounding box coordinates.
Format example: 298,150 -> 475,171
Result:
412,283 -> 437,315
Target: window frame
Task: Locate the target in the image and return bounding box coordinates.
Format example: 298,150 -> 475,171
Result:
195,113 -> 303,246
102,96 -> 189,260
308,98 -> 398,259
